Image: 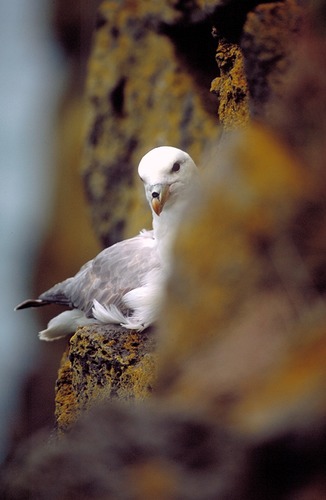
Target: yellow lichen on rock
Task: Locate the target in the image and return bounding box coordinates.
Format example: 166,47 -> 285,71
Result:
119,353 -> 157,400
55,348 -> 78,431
55,325 -> 157,429
211,39 -> 249,130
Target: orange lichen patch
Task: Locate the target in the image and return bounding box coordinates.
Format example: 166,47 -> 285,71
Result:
158,123 -> 309,371
211,39 -> 249,130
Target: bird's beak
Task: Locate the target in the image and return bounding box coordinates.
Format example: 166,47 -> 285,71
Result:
150,184 -> 170,216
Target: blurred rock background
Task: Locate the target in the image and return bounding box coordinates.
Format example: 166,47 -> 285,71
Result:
0,0 -> 100,460
0,0 -> 62,461
1,0 -> 326,498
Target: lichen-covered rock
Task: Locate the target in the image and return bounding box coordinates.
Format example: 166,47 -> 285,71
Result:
208,1 -> 304,127
1,403 -> 248,500
158,284 -> 326,436
259,1 -> 326,296
4,3 -> 326,498
230,314 -> 326,435
55,325 -> 157,430
150,116 -> 326,480
211,39 -> 249,130
269,0 -> 326,176
82,0 -> 220,246
157,124 -> 310,372
53,0 -> 312,435
55,348 -> 77,431
3,391 -> 326,499
54,0 -> 315,435
241,0 -> 304,118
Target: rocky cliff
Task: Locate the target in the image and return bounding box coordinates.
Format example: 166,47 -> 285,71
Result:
3,1 -> 326,498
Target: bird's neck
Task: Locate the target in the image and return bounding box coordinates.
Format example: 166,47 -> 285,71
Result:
152,208 -> 180,264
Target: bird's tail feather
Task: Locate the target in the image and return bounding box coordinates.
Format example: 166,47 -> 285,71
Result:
15,299 -> 49,310
92,299 -> 126,324
39,309 -> 95,341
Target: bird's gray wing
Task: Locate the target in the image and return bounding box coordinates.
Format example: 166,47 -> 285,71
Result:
39,231 -> 160,317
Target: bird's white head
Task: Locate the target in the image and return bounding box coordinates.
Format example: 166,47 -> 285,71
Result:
138,146 -> 198,217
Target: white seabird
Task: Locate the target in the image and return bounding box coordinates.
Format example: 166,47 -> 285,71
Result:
15,146 -> 198,340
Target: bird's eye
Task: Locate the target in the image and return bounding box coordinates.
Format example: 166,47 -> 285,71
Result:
171,162 -> 180,173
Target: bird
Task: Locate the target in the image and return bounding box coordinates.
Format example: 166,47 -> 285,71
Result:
15,146 -> 198,341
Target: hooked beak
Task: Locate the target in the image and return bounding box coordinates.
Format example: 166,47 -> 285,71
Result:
150,184 -> 170,216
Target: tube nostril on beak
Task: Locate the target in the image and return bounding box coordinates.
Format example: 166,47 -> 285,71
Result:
152,191 -> 159,198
